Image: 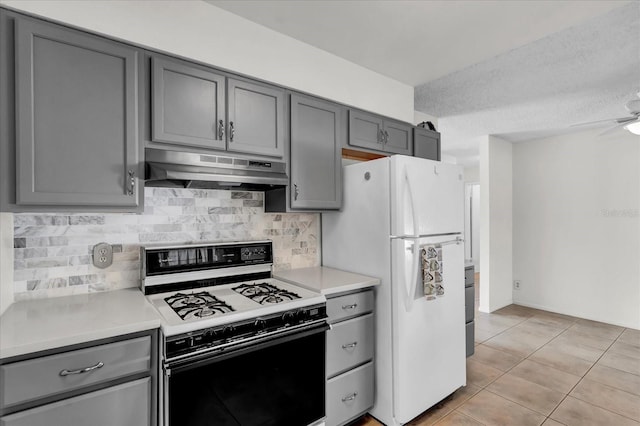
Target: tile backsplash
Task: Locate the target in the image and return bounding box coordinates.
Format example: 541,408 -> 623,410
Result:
12,187 -> 320,301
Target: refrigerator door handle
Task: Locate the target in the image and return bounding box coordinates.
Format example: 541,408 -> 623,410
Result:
404,165 -> 420,238
404,237 -> 421,312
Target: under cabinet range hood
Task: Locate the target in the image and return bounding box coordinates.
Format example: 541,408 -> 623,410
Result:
145,148 -> 288,190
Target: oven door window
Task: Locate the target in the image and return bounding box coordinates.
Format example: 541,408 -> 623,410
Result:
168,327 -> 326,426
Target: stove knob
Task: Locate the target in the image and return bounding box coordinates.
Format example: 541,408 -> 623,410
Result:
295,309 -> 307,322
254,318 -> 267,330
221,325 -> 236,339
282,311 -> 295,324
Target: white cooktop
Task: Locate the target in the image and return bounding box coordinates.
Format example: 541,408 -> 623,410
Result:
147,278 -> 325,336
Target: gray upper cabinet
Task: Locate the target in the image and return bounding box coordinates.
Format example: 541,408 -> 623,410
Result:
290,94 -> 342,209
152,57 -> 226,150
348,110 -> 413,155
413,127 -> 441,161
12,16 -> 141,209
227,78 -> 285,158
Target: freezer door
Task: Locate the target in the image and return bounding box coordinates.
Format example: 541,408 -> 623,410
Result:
390,156 -> 464,238
391,235 -> 466,424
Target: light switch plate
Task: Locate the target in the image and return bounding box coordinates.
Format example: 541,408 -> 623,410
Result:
93,242 -> 113,269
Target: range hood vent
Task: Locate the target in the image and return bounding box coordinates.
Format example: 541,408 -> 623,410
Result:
145,148 -> 288,190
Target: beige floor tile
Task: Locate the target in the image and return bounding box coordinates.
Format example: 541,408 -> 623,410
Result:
474,327 -> 497,343
466,359 -> 503,388
570,378 -> 640,421
531,311 -> 579,327
470,345 -> 523,372
487,373 -> 565,415
585,364 -> 640,396
529,345 -> 595,377
351,414 -> 383,425
570,320 -> 625,341
618,328 -> 640,348
509,359 -> 581,394
494,304 -> 538,318
513,320 -> 566,340
458,390 -> 545,426
541,419 -> 565,426
544,337 -> 605,362
434,411 -> 484,426
609,341 -> 640,360
599,351 -> 640,376
407,385 -> 482,426
484,329 -> 553,358
551,395 -> 639,426
558,328 -> 616,350
475,313 -> 524,330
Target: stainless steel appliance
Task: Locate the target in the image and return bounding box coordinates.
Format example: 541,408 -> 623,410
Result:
141,241 -> 328,426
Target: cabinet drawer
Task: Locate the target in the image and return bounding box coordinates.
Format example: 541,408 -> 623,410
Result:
465,267 -> 475,287
465,286 -> 474,323
0,378 -> 150,426
326,362 -> 374,426
1,336 -> 150,408
327,290 -> 374,323
327,314 -> 374,378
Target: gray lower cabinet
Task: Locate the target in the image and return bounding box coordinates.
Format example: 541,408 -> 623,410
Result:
9,13 -> 142,209
0,378 -> 150,426
289,94 -> 342,209
413,127 -> 441,161
325,289 -> 375,426
0,331 -> 157,426
227,78 -> 285,158
151,56 -> 226,150
348,110 -> 412,155
465,264 -> 475,357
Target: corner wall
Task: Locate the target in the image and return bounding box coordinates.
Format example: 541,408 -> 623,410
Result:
0,0 -> 414,122
479,135 -> 513,312
512,129 -> 640,328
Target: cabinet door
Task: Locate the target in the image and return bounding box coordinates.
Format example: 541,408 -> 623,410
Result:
383,120 -> 413,155
348,110 -> 385,151
413,127 -> 441,161
15,18 -> 140,207
0,378 -> 150,426
152,57 -> 226,150
227,78 -> 284,158
290,95 -> 342,209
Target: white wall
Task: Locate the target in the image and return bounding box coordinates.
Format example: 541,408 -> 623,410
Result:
464,167 -> 480,183
513,128 -> 640,329
479,135 -> 513,312
0,0 -> 414,122
0,213 -> 13,314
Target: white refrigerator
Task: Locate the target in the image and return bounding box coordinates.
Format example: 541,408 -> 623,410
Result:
322,155 -> 466,425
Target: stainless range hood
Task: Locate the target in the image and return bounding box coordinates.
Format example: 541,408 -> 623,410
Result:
145,148 -> 288,190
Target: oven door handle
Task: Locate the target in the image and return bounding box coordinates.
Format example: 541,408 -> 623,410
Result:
165,322 -> 330,374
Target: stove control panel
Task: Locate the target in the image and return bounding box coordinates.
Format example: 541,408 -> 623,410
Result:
241,246 -> 268,262
165,303 -> 327,359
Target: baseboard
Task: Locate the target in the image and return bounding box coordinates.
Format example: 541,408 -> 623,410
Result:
513,299 -> 640,330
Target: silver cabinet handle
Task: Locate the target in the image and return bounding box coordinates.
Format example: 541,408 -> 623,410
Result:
342,303 -> 357,310
127,170 -> 135,196
342,392 -> 358,402
218,119 -> 224,139
59,361 -> 104,376
342,342 -> 358,349
229,121 -> 235,142
383,130 -> 389,144
294,183 -> 300,200
377,129 -> 384,144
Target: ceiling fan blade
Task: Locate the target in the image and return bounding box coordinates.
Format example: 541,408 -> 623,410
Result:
571,116 -> 636,127
598,118 -> 639,136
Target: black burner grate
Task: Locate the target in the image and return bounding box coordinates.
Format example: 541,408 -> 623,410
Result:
233,282 -> 301,305
165,291 -> 235,320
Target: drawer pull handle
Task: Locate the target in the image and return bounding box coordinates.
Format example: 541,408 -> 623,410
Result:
59,361 -> 104,376
342,303 -> 358,310
342,342 -> 358,349
342,392 -> 358,402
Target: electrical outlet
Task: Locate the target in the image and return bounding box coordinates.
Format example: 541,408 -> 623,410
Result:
513,280 -> 521,290
93,242 -> 113,269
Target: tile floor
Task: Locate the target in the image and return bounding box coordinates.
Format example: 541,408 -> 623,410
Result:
354,273 -> 640,425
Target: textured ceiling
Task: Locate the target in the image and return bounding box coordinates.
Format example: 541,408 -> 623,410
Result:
207,0 -> 629,86
415,2 -> 640,166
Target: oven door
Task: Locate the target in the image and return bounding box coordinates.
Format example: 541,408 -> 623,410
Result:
164,322 -> 328,426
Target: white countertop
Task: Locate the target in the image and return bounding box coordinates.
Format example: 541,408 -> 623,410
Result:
274,266 -> 380,296
0,288 -> 161,359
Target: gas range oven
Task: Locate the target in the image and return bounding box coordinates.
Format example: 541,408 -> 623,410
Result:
141,241 -> 328,426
